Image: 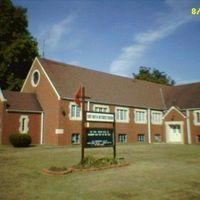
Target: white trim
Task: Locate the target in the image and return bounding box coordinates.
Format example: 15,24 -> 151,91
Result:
19,115 -> 29,134
21,57 -> 37,92
69,102 -> 82,121
147,108 -> 151,143
40,112 -> 44,144
151,110 -> 163,125
21,57 -> 61,100
193,110 -> 200,126
0,88 -> 7,102
93,104 -> 110,112
163,106 -> 186,119
115,106 -> 129,123
165,121 -> 184,144
134,108 -> 147,124
186,110 -> 191,144
31,69 -> 40,87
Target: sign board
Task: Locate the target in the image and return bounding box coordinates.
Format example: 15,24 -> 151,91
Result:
86,112 -> 115,122
85,128 -> 114,148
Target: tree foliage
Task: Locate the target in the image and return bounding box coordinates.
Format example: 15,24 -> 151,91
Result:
133,66 -> 175,86
0,0 -> 39,91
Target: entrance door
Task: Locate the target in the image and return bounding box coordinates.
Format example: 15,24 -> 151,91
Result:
168,124 -> 182,143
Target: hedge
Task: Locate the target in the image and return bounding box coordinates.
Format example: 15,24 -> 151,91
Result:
9,133 -> 32,147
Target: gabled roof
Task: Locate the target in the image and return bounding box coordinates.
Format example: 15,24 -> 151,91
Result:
37,58 -> 200,110
38,58 -> 170,109
2,90 -> 42,112
165,82 -> 200,109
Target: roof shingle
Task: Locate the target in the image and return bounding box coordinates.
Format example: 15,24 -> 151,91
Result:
39,58 -> 172,109
3,90 -> 42,112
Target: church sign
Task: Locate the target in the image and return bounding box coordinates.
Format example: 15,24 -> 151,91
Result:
85,128 -> 114,148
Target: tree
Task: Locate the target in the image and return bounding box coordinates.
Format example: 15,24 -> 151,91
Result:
0,0 -> 39,91
133,66 -> 175,86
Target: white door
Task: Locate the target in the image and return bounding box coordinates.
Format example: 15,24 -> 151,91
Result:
168,124 -> 182,143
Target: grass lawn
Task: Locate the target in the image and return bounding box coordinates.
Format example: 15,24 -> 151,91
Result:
0,144 -> 200,200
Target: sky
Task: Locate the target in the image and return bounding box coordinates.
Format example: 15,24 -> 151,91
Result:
13,0 -> 200,84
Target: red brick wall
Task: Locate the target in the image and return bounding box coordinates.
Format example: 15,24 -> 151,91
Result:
0,102 -> 4,144
189,111 -> 200,144
58,100 -> 154,145
22,59 -> 60,145
2,112 -> 41,144
151,125 -> 164,143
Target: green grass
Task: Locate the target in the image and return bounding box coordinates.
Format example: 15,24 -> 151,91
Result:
0,144 -> 199,200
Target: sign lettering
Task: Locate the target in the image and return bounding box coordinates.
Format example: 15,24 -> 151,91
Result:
86,112 -> 114,122
85,128 -> 114,148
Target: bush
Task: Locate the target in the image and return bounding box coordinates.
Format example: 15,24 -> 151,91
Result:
9,133 -> 32,147
75,156 -> 120,169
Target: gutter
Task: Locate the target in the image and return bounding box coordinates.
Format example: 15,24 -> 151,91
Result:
6,109 -> 43,114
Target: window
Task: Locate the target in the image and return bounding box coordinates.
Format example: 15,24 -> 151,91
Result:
71,133 -> 80,144
69,103 -> 81,120
118,134 -> 127,144
93,104 -> 109,113
134,109 -> 147,124
31,70 -> 40,87
196,135 -> 200,144
169,125 -> 181,133
194,110 -> 200,125
154,134 -> 161,142
19,115 -> 29,134
115,107 -> 129,122
151,111 -> 163,125
137,134 -> 145,142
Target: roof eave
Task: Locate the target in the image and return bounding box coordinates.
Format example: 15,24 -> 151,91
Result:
6,109 -> 43,114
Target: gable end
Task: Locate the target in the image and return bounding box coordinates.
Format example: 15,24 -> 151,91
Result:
21,57 -> 61,100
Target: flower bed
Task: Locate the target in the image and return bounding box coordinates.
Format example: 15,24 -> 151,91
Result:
42,156 -> 128,176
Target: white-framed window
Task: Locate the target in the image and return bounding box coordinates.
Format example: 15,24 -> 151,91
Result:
93,104 -> 109,113
154,134 -> 161,142
19,115 -> 29,134
69,102 -> 81,120
118,134 -> 127,144
151,111 -> 163,125
115,107 -> 129,122
71,133 -> 80,144
134,109 -> 147,124
137,134 -> 145,142
31,70 -> 40,87
193,110 -> 200,125
196,135 -> 200,144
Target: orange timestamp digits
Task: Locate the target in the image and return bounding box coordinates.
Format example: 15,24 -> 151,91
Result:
191,8 -> 200,15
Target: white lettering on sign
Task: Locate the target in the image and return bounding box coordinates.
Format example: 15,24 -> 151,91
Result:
86,112 -> 114,122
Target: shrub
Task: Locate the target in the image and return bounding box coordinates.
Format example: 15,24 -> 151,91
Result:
9,133 -> 32,147
75,156 -> 121,169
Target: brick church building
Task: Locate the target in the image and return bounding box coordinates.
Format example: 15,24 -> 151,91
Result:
0,57 -> 200,145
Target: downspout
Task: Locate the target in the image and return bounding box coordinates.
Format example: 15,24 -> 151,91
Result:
186,110 -> 191,144
40,112 -> 44,144
147,108 -> 151,143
